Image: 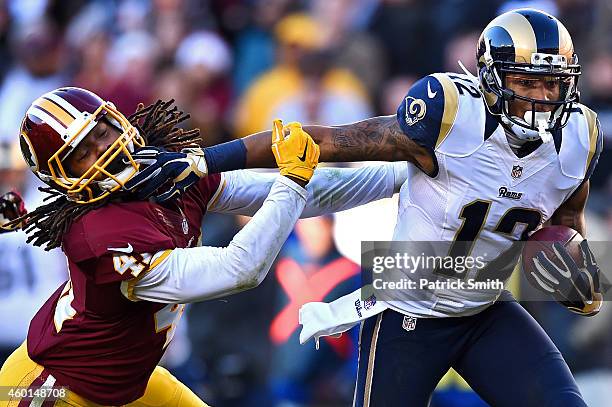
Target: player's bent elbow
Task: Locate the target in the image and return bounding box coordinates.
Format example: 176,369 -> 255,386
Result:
236,273 -> 264,292
233,257 -> 269,291
225,243 -> 270,290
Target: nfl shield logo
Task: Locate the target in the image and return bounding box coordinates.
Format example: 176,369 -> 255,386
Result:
511,165 -> 523,179
402,316 -> 417,332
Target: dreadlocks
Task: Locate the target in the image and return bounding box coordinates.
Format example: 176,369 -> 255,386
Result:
129,99 -> 201,152
7,99 -> 203,251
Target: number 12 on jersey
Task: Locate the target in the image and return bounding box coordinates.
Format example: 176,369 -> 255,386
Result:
437,199 -> 542,278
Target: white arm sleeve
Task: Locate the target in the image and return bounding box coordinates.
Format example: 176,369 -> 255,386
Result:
125,176 -> 307,303
208,162 -> 408,218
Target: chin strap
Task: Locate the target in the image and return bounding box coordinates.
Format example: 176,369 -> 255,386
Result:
501,116 -> 540,141
501,110 -> 554,144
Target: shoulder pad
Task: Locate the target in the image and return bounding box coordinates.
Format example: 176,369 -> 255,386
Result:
435,73 -> 490,157
396,73 -> 459,152
558,104 -> 603,180
396,73 -> 489,157
63,201 -> 175,262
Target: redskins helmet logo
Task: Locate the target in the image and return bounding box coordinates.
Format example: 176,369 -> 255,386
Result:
404,96 -> 427,126
19,132 -> 39,172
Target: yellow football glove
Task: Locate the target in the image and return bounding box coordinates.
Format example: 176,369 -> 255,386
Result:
271,119 -> 320,183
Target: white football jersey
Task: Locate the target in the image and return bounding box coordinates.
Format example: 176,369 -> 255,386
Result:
388,72 -> 603,317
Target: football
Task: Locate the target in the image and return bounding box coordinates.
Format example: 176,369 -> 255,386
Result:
522,225 -> 584,284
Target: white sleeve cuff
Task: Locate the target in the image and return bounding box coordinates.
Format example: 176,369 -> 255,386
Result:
276,175 -> 308,201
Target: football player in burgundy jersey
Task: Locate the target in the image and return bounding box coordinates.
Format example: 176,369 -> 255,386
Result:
0,88 -> 407,406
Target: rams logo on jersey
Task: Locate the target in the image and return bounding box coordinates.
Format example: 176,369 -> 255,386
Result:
404,96 -> 427,126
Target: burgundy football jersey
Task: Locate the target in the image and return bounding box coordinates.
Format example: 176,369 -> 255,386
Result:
27,174 -> 221,405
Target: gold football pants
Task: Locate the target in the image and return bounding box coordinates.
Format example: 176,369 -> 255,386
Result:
0,341 -> 209,407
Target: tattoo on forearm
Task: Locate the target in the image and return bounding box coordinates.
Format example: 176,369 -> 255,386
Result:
333,133 -> 359,149
321,116 -> 417,162
243,115 -> 431,170
333,124 -> 384,149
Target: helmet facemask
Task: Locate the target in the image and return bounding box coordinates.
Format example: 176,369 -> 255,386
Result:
476,9 -> 581,143
48,102 -> 145,203
481,47 -> 580,142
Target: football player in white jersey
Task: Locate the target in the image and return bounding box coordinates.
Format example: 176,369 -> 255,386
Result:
230,8 -> 603,407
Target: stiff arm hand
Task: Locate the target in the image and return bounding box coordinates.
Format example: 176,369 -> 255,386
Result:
271,119 -> 320,186
123,147 -> 208,202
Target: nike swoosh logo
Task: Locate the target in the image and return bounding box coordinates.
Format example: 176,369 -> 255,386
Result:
108,243 -> 133,254
427,81 -> 437,99
298,144 -> 308,162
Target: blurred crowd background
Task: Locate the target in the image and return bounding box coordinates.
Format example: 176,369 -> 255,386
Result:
0,0 -> 611,406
